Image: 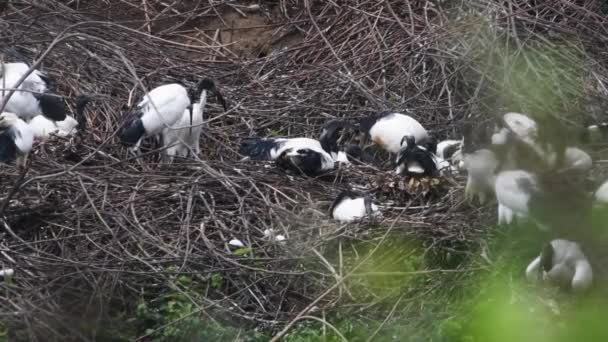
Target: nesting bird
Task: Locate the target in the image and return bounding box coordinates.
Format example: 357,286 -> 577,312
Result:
319,120 -> 358,163
28,95 -> 91,141
330,191 -> 379,222
358,112 -> 429,153
160,79 -> 227,162
239,121 -> 352,176
0,62 -> 66,121
394,135 -> 438,176
0,112 -> 34,167
526,239 -> 593,292
239,136 -> 334,176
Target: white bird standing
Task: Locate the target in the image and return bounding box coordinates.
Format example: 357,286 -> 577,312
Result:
526,239 -> 593,292
119,83 -> 192,153
160,79 -> 227,162
0,112 -> 34,167
0,62 -> 66,121
358,112 -> 429,154
330,191 -> 379,222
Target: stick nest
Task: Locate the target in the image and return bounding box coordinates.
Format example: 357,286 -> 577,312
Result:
1,0 -> 608,339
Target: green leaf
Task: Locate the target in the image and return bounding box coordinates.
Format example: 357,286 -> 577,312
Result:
210,273 -> 223,289
233,247 -> 252,256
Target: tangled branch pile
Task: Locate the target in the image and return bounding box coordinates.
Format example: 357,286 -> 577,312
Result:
1,0 -> 608,339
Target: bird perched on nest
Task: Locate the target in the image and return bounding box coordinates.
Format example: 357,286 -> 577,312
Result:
394,135 -> 438,177
120,79 -> 219,156
357,112 -> 430,154
29,95 -> 91,141
434,139 -> 463,167
0,62 -> 67,121
160,79 -> 227,162
526,239 -> 593,293
318,120 -> 358,163
330,190 -> 379,222
239,121 -> 353,176
0,112 -> 34,167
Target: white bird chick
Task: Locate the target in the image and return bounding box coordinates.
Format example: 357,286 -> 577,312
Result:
161,79 -> 227,162
29,95 -> 90,141
358,112 -> 429,154
526,239 -> 593,292
318,120 -> 358,163
0,112 -> 34,167
463,149 -> 499,204
496,112 -> 538,145
394,135 -> 439,176
330,191 -> 379,223
494,170 -> 592,231
545,146 -> 593,173
0,62 -> 67,121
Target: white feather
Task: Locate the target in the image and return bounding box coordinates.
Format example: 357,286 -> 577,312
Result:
228,239 -> 245,248
162,100 -> 205,161
1,63 -> 50,120
494,170 -> 537,217
436,139 -> 461,160
333,151 -> 350,164
139,83 -> 191,136
332,197 -> 379,223
369,113 -> 429,153
29,114 -> 78,140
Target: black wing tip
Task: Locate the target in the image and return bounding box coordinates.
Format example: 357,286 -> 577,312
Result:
39,94 -> 67,121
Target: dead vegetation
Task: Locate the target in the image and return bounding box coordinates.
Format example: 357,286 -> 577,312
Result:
1,0 -> 608,340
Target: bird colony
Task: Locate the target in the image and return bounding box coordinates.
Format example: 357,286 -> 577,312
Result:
1,55 -> 607,296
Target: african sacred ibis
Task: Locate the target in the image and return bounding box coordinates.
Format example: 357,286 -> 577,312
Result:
358,112 -> 429,154
330,191 -> 379,223
160,79 -> 226,162
526,239 -> 593,292
394,135 -> 438,176
29,95 -> 90,141
0,62 -> 66,121
239,121 -> 352,176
